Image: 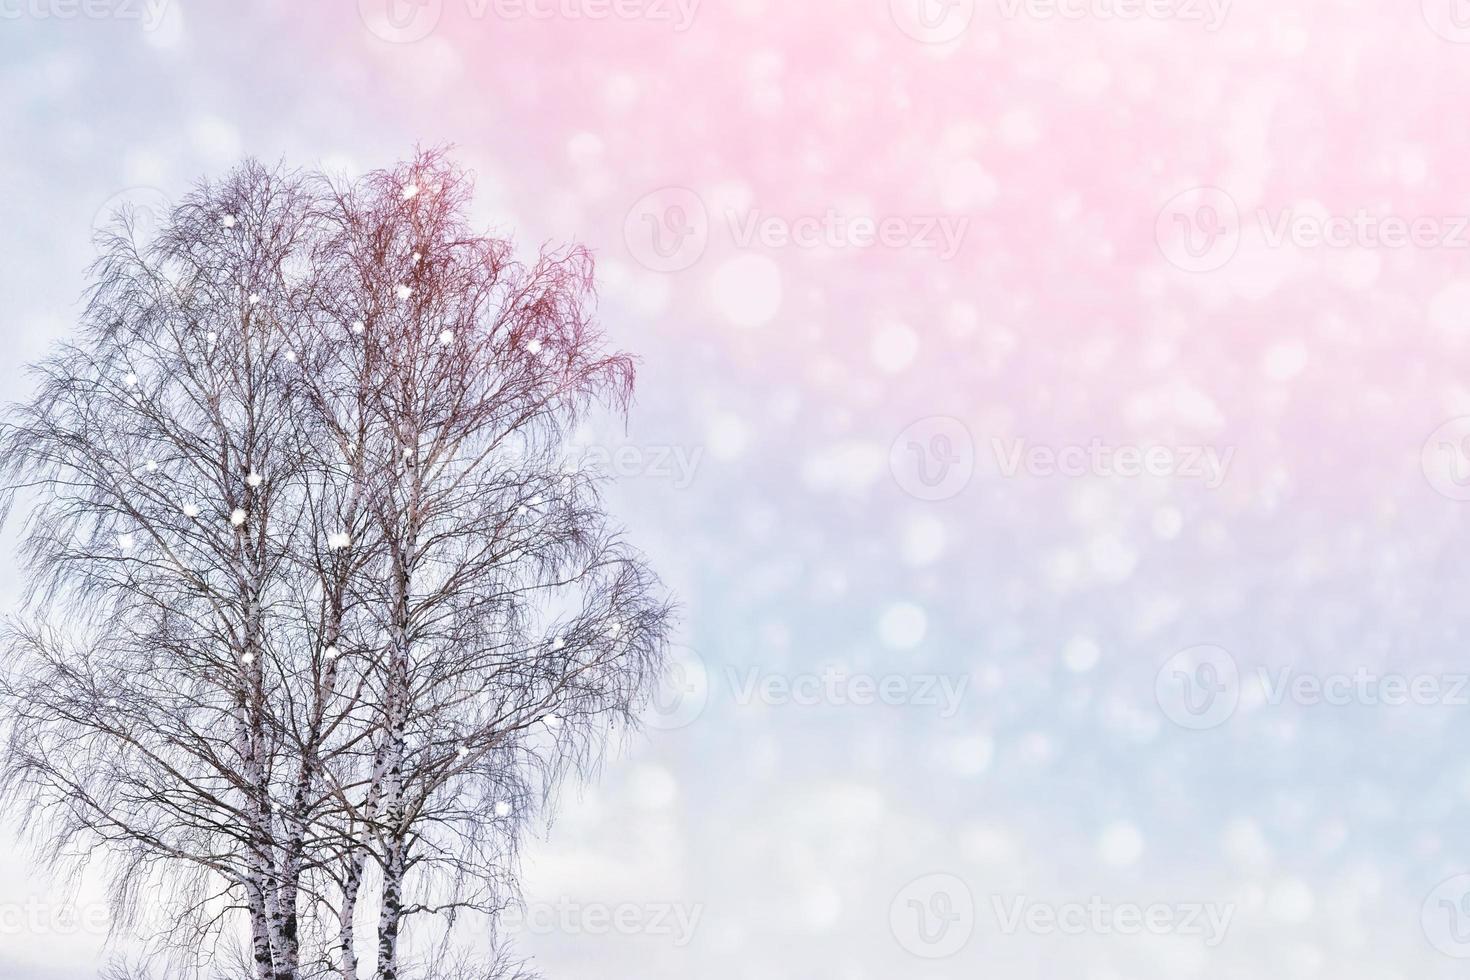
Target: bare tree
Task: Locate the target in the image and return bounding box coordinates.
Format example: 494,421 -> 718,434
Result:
0,151 -> 674,980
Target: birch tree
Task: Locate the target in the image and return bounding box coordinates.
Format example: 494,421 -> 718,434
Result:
0,151 -> 673,980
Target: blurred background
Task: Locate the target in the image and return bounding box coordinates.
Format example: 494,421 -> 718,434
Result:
5,0 -> 1470,976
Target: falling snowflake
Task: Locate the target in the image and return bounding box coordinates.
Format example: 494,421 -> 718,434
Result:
439,330 -> 454,345
182,503 -> 201,518
351,320 -> 365,334
493,801 -> 512,818
550,636 -> 565,651
543,714 -> 562,729
324,645 -> 340,660
456,745 -> 470,758
396,284 -> 413,300
402,183 -> 419,200
285,350 -> 298,363
230,509 -> 247,527
526,339 -> 542,355
246,471 -> 263,488
327,532 -> 351,551
242,652 -> 255,665
145,459 -> 159,473
248,293 -> 260,305
118,533 -> 136,551
124,373 -> 138,387
222,214 -> 236,228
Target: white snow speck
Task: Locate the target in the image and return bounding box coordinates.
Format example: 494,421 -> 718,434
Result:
230,509 -> 246,527
707,255 -> 782,329
878,601 -> 927,650
870,321 -> 919,373
1098,821 -> 1144,868
396,284 -> 413,300
1063,635 -> 1101,673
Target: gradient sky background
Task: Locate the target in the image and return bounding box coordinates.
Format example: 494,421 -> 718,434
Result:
7,0 -> 1470,977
